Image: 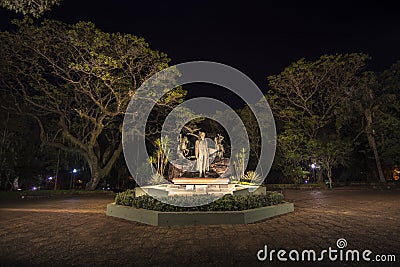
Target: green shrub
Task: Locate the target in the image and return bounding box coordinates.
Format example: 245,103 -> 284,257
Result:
115,189 -> 136,206
115,190 -> 285,212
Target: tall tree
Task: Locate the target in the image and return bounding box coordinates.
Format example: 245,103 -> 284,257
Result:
267,53 -> 369,139
267,54 -> 369,182
0,0 -> 62,18
0,19 -> 185,190
337,63 -> 400,183
376,61 -> 400,167
350,73 -> 386,182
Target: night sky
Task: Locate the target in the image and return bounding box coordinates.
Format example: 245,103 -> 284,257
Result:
1,0 -> 399,107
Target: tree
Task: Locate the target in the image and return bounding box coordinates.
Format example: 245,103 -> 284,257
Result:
376,61 -> 400,168
347,72 -> 386,182
149,136 -> 170,177
337,64 -> 400,183
267,53 -> 369,139
0,19 -> 185,190
266,54 -> 369,182
308,136 -> 352,187
239,105 -> 260,168
0,94 -> 65,190
273,129 -> 307,181
0,0 -> 62,18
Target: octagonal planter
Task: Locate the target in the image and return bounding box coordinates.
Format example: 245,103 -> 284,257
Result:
106,201 -> 294,226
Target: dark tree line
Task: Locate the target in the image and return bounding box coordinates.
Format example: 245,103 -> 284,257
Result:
0,2 -> 399,190
265,54 -> 400,184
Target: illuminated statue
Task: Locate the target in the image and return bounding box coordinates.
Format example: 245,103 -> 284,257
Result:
195,132 -> 209,177
214,134 -> 224,158
178,134 -> 189,157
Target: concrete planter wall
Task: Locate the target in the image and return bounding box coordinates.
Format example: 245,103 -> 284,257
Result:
106,201 -> 294,226
134,184 -> 267,197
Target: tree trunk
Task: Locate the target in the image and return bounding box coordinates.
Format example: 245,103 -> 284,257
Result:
364,109 -> 386,183
83,141 -> 123,190
85,168 -> 102,190
327,167 -> 333,189
85,156 -> 103,190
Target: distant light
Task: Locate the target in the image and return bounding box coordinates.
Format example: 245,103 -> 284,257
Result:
32,186 -> 37,191
47,177 -> 53,181
305,180 -> 309,184
311,163 -> 316,169
72,169 -> 78,174
17,188 -> 22,191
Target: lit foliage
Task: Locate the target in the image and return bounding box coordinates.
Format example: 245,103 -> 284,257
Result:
370,61 -> 400,167
148,136 -> 170,178
241,171 -> 263,184
0,0 -> 62,18
267,53 -> 370,139
274,129 -> 307,179
0,19 -> 185,190
267,54 -> 370,181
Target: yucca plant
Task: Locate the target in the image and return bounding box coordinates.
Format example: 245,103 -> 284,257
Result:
241,171 -> 263,184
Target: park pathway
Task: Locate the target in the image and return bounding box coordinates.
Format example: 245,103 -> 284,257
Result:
0,189 -> 399,266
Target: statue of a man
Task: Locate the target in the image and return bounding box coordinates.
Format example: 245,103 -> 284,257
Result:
195,132 -> 209,177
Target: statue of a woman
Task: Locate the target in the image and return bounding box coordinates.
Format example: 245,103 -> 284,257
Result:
195,132 -> 209,177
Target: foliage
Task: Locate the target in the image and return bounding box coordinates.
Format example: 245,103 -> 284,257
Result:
0,99 -> 69,190
274,129 -> 307,180
239,105 -> 261,167
241,171 -> 263,184
149,136 -> 170,177
337,65 -> 400,182
0,0 -> 62,18
267,54 -> 369,183
0,19 -> 185,190
267,53 -> 369,139
115,191 -> 285,211
374,61 -> 400,167
308,137 -> 352,187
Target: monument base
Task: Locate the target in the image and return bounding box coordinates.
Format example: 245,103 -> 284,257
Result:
135,183 -> 266,197
171,177 -> 230,185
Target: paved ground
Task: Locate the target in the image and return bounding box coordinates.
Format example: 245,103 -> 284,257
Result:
0,189 -> 399,267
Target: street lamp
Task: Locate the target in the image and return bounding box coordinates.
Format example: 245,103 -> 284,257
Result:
70,169 -> 78,189
311,163 -> 316,183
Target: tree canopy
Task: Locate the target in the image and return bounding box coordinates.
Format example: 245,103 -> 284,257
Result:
0,18 -> 185,189
0,0 -> 62,18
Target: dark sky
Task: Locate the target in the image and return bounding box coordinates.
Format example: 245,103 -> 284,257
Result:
1,0 -> 399,107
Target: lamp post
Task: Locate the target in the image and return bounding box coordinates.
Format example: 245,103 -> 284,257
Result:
70,168 -> 78,190
311,163 -> 316,183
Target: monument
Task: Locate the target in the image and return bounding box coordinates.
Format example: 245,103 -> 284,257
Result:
195,132 -> 209,177
214,133 -> 224,158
